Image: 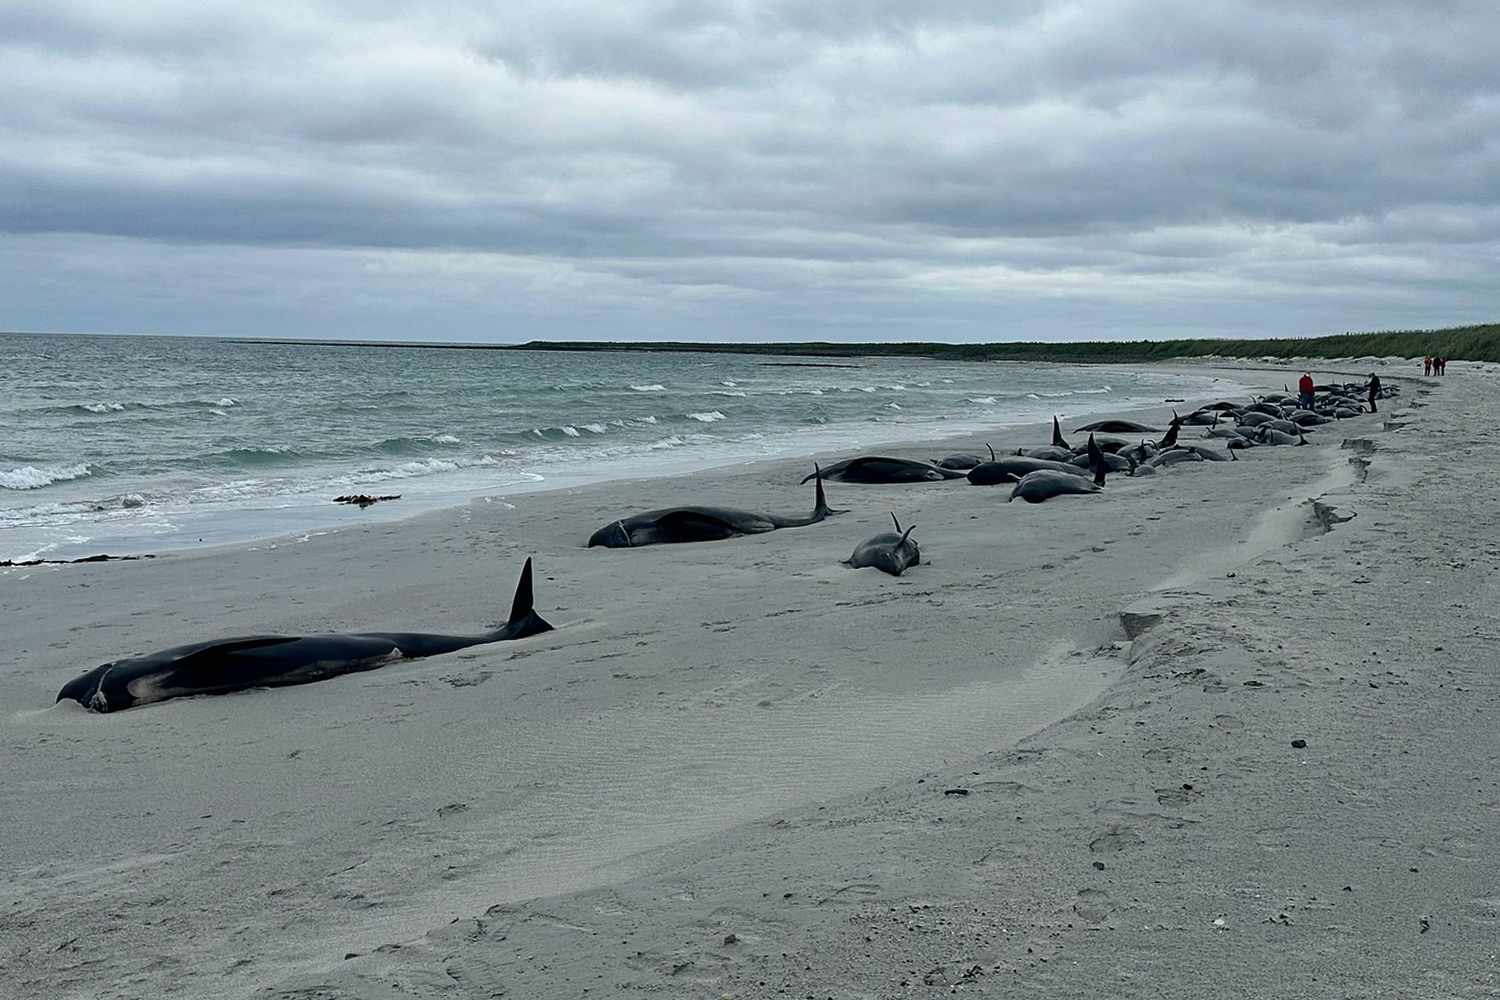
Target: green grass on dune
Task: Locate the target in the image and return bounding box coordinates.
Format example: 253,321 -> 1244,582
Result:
516,322 -> 1500,364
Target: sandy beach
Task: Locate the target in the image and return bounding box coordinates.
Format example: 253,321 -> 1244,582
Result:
3,361 -> 1496,999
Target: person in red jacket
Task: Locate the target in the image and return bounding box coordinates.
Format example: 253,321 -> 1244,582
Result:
1298,371 -> 1315,410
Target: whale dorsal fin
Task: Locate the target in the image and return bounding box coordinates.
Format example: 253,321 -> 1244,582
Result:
508,557 -> 537,624
890,512 -> 902,534
813,463 -> 829,517
986,443 -> 995,462
898,523 -> 917,545
1052,415 -> 1069,450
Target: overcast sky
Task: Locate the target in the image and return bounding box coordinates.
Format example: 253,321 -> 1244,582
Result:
2,1 -> 1496,343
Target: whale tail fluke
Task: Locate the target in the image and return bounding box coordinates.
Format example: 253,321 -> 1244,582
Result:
506,557 -> 554,637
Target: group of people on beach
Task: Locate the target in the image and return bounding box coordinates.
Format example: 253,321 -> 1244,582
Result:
1424,355 -> 1448,376
1298,370 -> 1382,414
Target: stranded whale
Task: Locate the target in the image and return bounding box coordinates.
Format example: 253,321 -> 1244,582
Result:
843,514 -> 921,576
590,467 -> 842,547
57,558 -> 553,713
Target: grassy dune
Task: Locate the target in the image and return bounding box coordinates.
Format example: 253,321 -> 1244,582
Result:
518,322 -> 1500,364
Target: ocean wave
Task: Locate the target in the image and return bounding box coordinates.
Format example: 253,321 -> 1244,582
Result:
341,454 -> 507,484
686,411 -> 727,423
1,463 -> 92,490
721,380 -> 737,387
710,390 -> 748,397
630,384 -> 667,392
561,426 -> 581,437
376,433 -> 463,454
53,397 -> 238,416
966,396 -> 997,404
886,402 -> 902,410
647,435 -> 686,449
637,415 -> 658,424
205,446 -> 305,467
581,423 -> 607,434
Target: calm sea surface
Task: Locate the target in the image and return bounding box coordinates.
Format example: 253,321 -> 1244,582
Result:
0,333 -> 1249,561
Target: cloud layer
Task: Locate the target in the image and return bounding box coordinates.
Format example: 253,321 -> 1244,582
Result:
3,0 -> 1497,341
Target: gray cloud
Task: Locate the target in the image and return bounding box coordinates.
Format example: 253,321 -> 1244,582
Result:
1,0 -> 1496,342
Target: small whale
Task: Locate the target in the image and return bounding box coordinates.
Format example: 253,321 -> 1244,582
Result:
843,514 -> 921,576
1008,470 -> 1102,503
802,456 -> 965,484
591,466 -> 842,547
1073,419 -> 1160,434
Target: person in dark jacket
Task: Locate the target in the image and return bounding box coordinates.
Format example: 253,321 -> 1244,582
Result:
1368,373 -> 1382,413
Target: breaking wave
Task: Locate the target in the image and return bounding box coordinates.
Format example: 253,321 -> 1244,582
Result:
1,463 -> 92,490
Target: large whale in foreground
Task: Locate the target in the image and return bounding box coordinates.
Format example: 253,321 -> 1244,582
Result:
57,559 -> 553,713
589,468 -> 841,547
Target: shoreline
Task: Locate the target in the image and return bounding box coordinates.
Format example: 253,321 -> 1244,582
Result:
1,360 -> 1262,567
3,362 -> 1476,999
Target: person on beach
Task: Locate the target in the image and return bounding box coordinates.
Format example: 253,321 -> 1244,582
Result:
1298,371 -> 1315,410
1439,356 -> 1447,375
1424,356 -> 1432,376
1367,373 -> 1382,412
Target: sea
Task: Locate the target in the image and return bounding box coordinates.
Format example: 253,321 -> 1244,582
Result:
0,333 -> 1250,562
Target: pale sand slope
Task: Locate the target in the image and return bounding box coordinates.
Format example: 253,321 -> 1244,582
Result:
0,367 -> 1485,998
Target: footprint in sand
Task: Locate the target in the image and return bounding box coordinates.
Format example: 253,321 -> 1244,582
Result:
1154,785 -> 1203,807
1088,825 -> 1144,854
1465,896 -> 1500,927
1073,887 -> 1113,923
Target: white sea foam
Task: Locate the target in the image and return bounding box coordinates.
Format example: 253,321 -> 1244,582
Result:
687,411 -> 727,423
1,464 -> 92,490
711,390 -> 748,397
966,396 -> 997,404
345,454 -> 505,484
887,402 -> 902,410
581,423 -> 607,434
561,425 -> 581,437
637,415 -> 658,424
81,402 -> 125,413
630,384 -> 666,392
432,434 -> 461,444
648,435 -> 686,449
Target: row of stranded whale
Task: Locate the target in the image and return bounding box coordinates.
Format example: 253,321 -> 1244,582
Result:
56,379 -> 1395,714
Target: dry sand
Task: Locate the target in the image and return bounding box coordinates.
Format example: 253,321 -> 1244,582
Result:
2,363 -> 1495,999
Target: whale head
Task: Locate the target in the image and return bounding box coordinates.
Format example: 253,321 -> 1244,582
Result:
57,663 -> 113,712
588,520 -> 632,548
